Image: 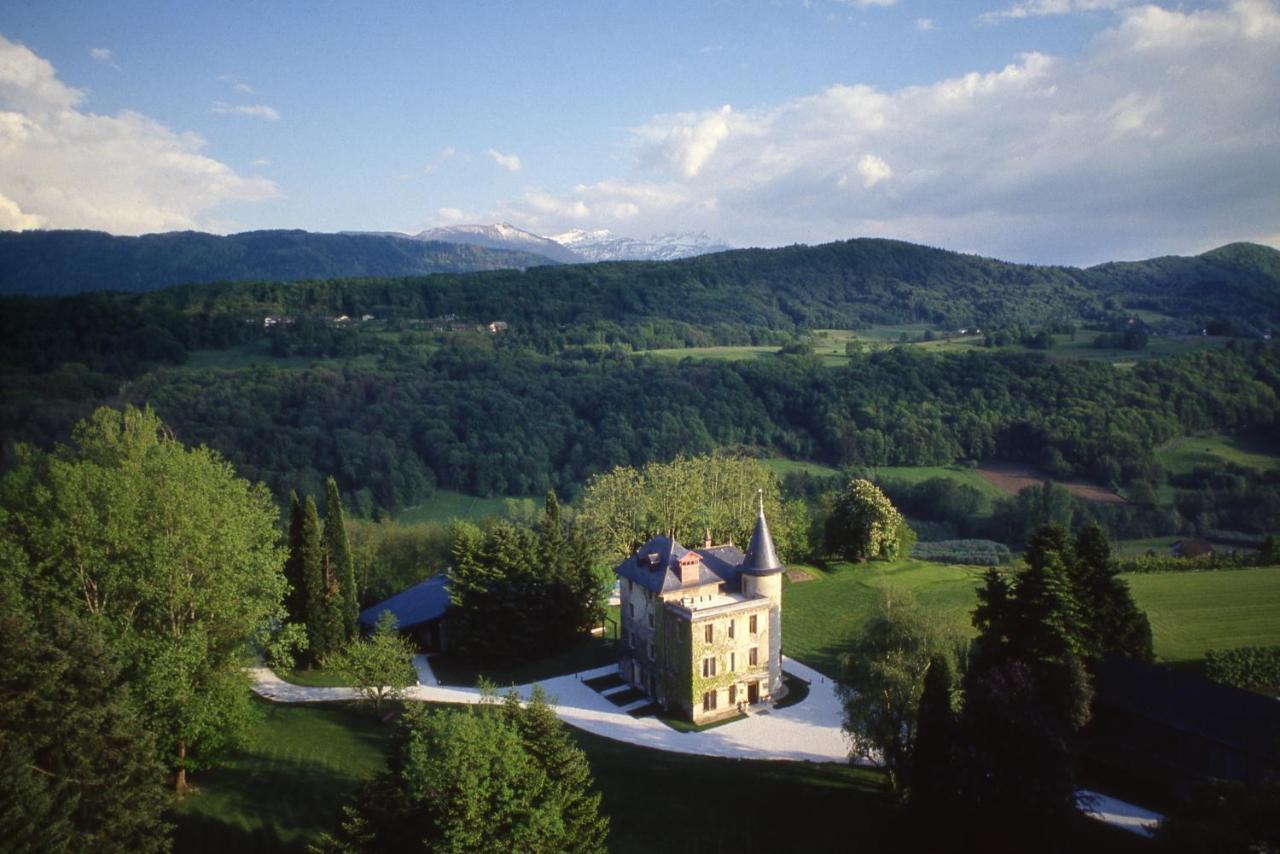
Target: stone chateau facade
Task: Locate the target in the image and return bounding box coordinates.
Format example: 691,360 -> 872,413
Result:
613,495 -> 784,724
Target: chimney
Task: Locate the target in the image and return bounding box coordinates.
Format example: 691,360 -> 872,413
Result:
703,529 -> 713,548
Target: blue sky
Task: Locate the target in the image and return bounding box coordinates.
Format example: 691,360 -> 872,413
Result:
1,0 -> 1277,264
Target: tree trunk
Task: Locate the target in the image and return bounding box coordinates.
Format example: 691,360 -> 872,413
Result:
175,739 -> 189,796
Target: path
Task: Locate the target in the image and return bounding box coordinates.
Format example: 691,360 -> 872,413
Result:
250,658 -> 1164,835
252,655 -> 850,763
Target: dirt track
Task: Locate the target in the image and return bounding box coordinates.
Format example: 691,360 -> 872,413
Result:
977,462 -> 1126,504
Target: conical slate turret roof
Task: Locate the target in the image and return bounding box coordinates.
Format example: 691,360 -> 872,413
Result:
741,490 -> 784,574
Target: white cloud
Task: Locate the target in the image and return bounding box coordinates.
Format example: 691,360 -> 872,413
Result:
217,74 -> 255,94
436,207 -> 468,223
498,1 -> 1280,265
857,154 -> 893,187
251,157 -> 271,167
0,33 -> 278,234
487,148 -> 521,172
423,146 -> 457,174
211,101 -> 280,120
0,191 -> 45,229
916,17 -> 937,30
980,0 -> 1134,23
88,47 -> 119,68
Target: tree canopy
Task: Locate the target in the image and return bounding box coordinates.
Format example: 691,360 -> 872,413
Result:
0,404 -> 287,791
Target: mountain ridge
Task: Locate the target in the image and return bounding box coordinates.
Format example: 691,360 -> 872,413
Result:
0,229 -> 559,297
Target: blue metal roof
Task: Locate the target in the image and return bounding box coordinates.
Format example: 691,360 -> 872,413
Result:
358,574 -> 451,631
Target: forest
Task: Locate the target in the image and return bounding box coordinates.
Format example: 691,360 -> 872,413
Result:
1,235 -> 1278,553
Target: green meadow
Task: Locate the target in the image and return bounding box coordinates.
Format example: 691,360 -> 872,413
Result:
782,559 -> 1280,678
1155,432 -> 1280,476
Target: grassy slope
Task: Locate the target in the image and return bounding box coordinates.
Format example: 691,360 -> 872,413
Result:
170,698 -> 897,853
171,701 -> 392,853
393,489 -> 520,525
1121,567 -> 1280,662
1155,432 -> 1280,476
173,699 -> 1142,854
783,559 -> 1280,677
782,560 -> 988,678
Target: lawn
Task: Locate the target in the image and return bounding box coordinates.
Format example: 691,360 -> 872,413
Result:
1155,432 -> 1280,476
1121,567 -> 1280,662
173,696 -> 1144,854
170,700 -> 394,853
272,667 -> 352,688
783,559 -> 988,678
783,558 -> 1280,676
428,622 -> 619,687
393,489 -> 525,525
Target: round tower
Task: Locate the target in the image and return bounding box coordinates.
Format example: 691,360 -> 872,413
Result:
741,490 -> 784,695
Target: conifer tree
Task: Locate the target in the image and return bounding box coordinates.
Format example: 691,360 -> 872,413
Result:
910,653 -> 957,816
284,491 -> 307,624
324,477 -> 359,640
503,686 -> 610,854
303,496 -> 342,662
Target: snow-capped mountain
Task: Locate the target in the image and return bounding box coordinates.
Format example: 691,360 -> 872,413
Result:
412,222 -> 582,264
550,229 -> 732,262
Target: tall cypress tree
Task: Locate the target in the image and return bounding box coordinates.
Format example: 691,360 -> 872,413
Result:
324,477 -> 359,640
284,491 -> 307,625
303,496 -> 342,663
910,653 -> 957,822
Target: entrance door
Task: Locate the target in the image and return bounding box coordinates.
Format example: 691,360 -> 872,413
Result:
748,681 -> 759,704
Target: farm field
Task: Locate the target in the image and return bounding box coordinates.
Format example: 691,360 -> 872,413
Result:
1155,432 -> 1280,476
976,461 -> 1126,504
393,489 -> 525,525
1121,568 -> 1280,663
642,344 -> 779,361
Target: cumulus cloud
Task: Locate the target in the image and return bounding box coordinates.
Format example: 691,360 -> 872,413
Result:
0,34 -> 278,234
856,154 -> 893,187
211,101 -> 280,120
500,1 -> 1280,264
487,148 -> 521,172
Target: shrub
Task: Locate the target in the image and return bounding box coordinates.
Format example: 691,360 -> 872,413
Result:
1205,646 -> 1280,692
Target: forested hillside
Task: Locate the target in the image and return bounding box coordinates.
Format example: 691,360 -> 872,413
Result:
1,235 -> 1278,536
0,229 -> 557,296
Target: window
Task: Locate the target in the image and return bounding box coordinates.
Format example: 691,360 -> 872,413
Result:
729,684 -> 737,704
749,614 -> 758,634
728,619 -> 735,639
648,612 -> 654,628
647,642 -> 655,661
629,602 -> 635,618
704,624 -> 713,643
749,647 -> 759,667
702,657 -> 717,678
729,651 -> 736,672
702,691 -> 717,712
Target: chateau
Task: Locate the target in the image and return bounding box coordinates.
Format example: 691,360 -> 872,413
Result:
613,495 -> 784,724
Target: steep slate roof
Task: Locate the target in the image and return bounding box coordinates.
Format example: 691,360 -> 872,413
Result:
612,535 -> 751,595
741,499 -> 784,575
1094,657 -> 1280,763
358,574 -> 451,631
